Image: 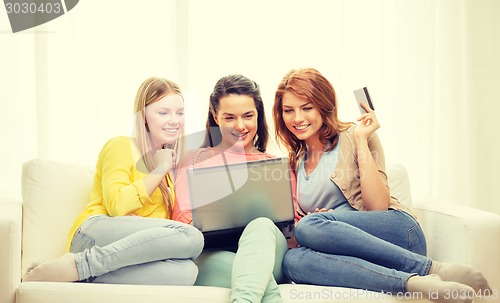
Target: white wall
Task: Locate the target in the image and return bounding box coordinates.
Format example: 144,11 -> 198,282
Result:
464,0 -> 500,211
1,0 -> 499,215
1,0 -> 181,199
181,0 -> 456,207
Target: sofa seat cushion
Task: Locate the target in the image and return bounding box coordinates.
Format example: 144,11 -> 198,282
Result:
17,282 -> 430,303
17,283 -> 230,303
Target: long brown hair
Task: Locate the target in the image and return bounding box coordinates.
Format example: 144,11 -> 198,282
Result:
273,68 -> 352,170
132,77 -> 184,218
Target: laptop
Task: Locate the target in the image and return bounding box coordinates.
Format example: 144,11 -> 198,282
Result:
187,156 -> 295,248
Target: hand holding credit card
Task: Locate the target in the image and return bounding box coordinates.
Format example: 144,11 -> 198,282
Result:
354,87 -> 375,113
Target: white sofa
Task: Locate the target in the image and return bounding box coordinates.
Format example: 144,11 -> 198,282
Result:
1,158 -> 499,303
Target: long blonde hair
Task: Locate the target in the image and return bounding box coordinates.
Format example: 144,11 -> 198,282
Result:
132,77 -> 184,218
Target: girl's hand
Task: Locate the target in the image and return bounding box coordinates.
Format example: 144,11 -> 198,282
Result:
153,148 -> 175,173
354,102 -> 380,141
287,236 -> 299,249
306,208 -> 334,215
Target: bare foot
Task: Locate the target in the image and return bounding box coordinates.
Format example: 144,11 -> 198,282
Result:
22,253 -> 79,282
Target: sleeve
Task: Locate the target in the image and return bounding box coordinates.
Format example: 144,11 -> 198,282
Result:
172,154 -> 194,224
367,132 -> 389,188
98,137 -> 153,216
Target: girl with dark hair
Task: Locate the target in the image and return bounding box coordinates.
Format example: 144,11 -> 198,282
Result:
273,68 -> 491,303
173,74 -> 293,303
201,74 -> 269,152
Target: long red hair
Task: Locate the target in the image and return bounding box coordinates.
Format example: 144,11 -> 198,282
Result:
273,68 -> 353,170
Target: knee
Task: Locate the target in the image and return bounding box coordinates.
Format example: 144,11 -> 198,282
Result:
238,217 -> 279,246
176,224 -> 204,259
244,217 -> 275,233
294,213 -> 333,243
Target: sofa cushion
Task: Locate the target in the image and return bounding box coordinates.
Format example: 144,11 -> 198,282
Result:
386,163 -> 413,208
21,159 -> 94,274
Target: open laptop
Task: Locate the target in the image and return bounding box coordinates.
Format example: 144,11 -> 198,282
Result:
187,157 -> 295,248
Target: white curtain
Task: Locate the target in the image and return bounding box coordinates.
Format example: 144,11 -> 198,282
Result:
1,0 -> 499,215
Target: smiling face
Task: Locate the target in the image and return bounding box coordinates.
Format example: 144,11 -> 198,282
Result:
213,94 -> 258,153
281,91 -> 323,145
145,94 -> 184,148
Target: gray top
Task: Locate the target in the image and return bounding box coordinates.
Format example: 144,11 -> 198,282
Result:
297,139 -> 355,213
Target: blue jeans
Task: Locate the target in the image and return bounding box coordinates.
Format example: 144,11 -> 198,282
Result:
283,210 -> 431,294
70,215 -> 204,285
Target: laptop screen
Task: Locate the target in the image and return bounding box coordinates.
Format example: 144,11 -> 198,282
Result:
187,157 -> 295,234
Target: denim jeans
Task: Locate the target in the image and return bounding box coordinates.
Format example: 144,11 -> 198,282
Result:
194,217 -> 288,303
282,210 -> 431,294
70,215 -> 204,285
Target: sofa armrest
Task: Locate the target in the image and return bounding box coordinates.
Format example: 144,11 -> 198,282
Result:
413,201 -> 500,292
0,199 -> 23,303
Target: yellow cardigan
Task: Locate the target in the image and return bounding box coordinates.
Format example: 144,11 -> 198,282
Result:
65,136 -> 174,251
